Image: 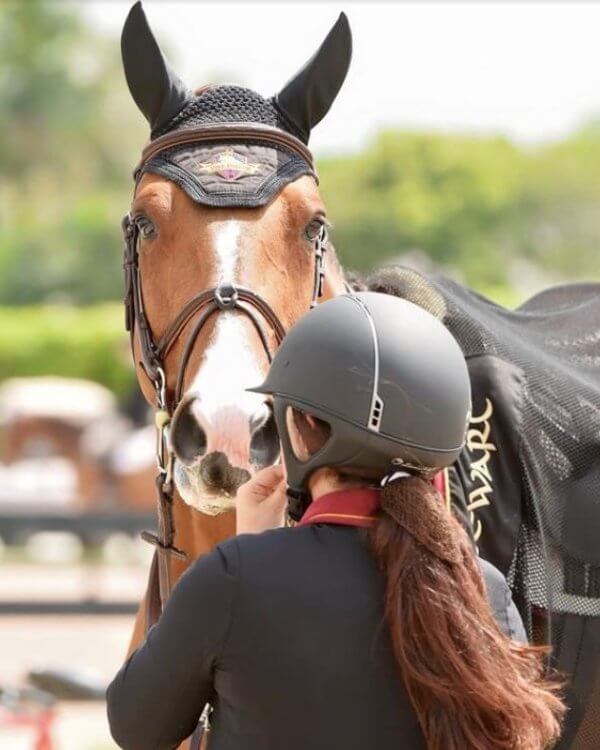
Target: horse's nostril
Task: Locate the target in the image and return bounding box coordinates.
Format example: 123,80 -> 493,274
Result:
171,400 -> 207,465
200,451 -> 250,494
200,456 -> 224,488
250,409 -> 280,468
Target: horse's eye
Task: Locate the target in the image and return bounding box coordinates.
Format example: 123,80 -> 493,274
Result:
304,218 -> 326,242
135,215 -> 157,239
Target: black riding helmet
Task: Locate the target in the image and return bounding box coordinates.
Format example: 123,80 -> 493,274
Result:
248,292 -> 471,519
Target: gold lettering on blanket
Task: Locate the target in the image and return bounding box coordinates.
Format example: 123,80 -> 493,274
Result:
466,398 -> 496,542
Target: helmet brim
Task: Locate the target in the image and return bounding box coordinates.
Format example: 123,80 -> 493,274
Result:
245,383 -> 271,395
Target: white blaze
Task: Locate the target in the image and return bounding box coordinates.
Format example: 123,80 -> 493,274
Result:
189,314 -> 267,423
214,220 -> 240,280
176,220 -> 268,512
188,220 -> 265,421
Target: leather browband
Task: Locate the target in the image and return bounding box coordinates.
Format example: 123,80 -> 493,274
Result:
135,122 -> 315,177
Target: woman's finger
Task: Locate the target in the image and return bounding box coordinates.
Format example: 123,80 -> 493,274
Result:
236,474 -> 288,535
265,479 -> 288,509
240,465 -> 284,502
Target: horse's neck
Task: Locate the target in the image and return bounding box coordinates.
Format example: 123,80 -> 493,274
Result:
170,494 -> 236,580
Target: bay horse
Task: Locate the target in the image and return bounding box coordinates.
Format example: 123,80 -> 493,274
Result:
119,4 -> 600,748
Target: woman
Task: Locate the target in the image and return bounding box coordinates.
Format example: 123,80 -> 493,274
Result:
107,292 -> 564,750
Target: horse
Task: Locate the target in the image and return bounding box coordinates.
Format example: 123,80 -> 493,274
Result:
119,4 -> 600,748
119,5 -> 350,732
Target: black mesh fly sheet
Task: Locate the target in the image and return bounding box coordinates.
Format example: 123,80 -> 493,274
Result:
368,267 -> 600,749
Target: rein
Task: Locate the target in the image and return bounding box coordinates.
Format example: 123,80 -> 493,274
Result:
122,122 -> 328,618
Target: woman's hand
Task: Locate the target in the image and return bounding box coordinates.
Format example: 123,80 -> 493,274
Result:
236,465 -> 287,535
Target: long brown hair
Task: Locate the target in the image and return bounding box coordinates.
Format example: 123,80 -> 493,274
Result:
368,475 -> 565,750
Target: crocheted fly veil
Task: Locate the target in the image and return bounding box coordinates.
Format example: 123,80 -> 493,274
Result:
121,2 -> 352,208
135,86 -> 318,208
369,267 -> 600,749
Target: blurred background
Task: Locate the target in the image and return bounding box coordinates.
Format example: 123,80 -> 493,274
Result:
1,1 -> 599,747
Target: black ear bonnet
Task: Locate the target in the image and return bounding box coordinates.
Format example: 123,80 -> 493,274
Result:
121,2 -> 352,207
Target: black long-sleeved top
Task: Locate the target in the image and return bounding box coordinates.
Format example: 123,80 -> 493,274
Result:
107,524 -> 526,750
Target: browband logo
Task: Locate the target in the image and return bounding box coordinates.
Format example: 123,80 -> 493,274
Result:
466,398 -> 496,542
196,148 -> 261,182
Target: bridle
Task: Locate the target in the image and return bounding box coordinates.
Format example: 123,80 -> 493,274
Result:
122,123 -> 329,617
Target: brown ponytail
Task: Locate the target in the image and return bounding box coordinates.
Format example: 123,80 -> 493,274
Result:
368,475 -> 565,750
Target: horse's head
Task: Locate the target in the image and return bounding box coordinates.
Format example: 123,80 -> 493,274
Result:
121,3 -> 350,513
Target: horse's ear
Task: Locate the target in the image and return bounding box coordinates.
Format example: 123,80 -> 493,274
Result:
275,13 -> 352,142
121,1 -> 191,135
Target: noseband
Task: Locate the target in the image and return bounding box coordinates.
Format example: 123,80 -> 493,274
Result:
122,124 -> 328,614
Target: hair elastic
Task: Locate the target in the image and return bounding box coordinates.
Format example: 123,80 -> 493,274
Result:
380,471 -> 411,488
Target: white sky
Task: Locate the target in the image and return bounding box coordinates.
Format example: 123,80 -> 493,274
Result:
84,1 -> 600,156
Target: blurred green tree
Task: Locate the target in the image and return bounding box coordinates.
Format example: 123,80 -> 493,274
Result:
318,125 -> 600,290
1,1 -> 599,310
0,0 -> 145,304
2,1 -> 599,392
520,121 -> 600,279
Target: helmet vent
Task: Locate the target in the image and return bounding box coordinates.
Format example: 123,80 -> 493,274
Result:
368,395 -> 384,432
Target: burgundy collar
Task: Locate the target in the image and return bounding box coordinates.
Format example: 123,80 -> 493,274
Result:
297,488 -> 380,529
295,471 -> 449,529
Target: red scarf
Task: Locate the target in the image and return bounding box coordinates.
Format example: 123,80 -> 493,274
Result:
296,471 -> 449,529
